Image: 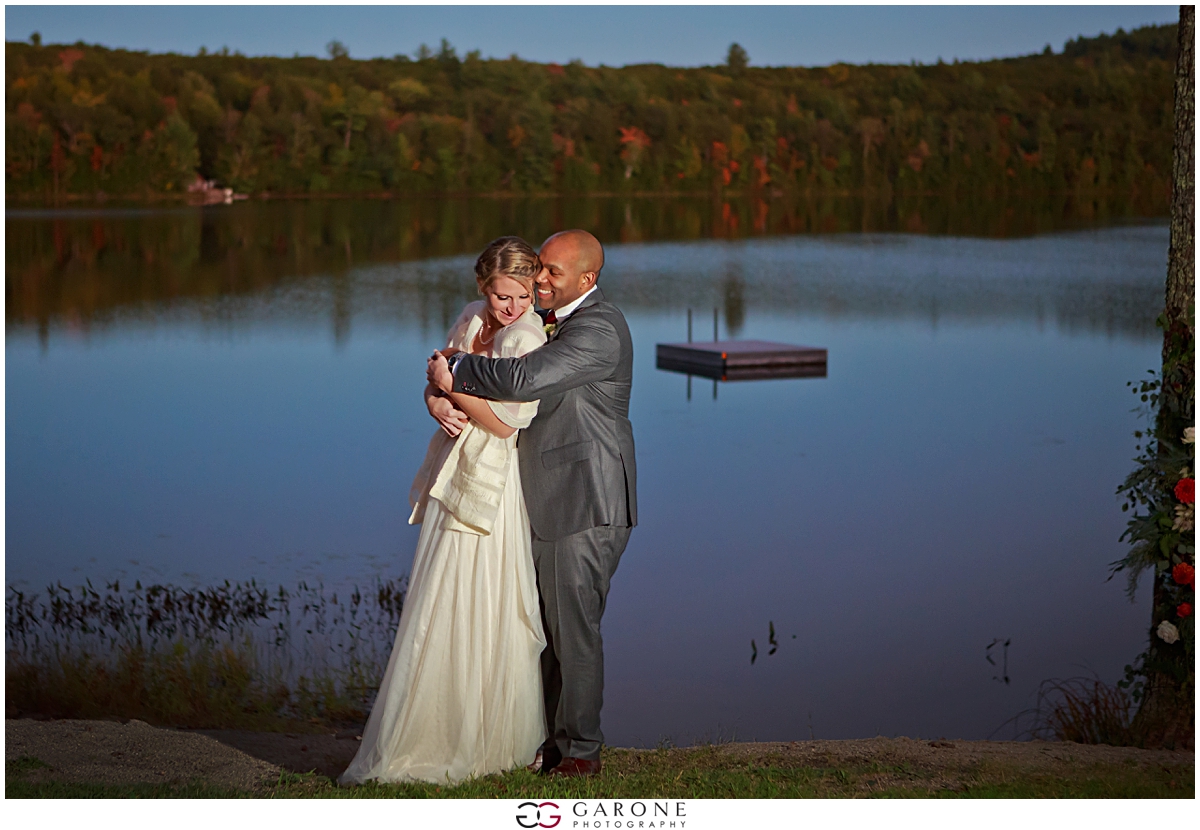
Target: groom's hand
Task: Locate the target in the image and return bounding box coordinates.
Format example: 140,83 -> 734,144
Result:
427,351 -> 454,393
425,383 -> 468,436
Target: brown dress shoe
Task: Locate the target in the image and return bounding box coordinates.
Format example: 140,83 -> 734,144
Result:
546,757 -> 601,778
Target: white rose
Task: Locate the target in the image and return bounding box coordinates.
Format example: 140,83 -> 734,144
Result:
1157,620 -> 1180,644
1184,427 -> 1195,445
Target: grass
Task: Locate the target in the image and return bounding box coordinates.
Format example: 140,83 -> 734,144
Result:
1025,677 -> 1138,746
6,745 -> 1193,799
7,755 -> 52,776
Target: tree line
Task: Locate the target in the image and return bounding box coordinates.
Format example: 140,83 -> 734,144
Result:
4,24 -> 1178,201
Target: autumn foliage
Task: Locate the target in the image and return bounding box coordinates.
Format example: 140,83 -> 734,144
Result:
4,25 -> 1178,200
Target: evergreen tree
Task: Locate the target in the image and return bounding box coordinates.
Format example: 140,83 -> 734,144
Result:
726,43 -> 749,74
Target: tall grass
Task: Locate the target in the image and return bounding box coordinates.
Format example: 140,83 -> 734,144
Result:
5,578 -> 405,729
1025,677 -> 1137,746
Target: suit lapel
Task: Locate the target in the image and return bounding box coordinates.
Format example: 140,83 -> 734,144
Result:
551,288 -> 604,339
575,287 -> 605,312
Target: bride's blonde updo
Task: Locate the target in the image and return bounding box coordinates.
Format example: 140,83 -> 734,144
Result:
475,236 -> 541,294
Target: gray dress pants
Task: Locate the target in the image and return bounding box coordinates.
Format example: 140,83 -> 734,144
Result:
531,524 -> 631,762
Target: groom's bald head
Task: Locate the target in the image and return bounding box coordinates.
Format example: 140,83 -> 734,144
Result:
535,230 -> 605,310
545,230 -> 604,276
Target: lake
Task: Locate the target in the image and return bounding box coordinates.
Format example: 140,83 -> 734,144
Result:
5,194 -> 1166,745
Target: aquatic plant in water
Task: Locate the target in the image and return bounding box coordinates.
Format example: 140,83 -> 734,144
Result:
5,577 -> 406,727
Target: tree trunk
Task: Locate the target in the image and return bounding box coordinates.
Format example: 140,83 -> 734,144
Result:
1167,7 -> 1195,337
1132,4 -> 1195,751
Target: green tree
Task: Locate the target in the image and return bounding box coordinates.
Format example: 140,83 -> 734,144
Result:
726,43 -> 749,74
148,112 -> 200,190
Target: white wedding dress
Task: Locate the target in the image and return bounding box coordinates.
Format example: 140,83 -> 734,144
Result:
339,302 -> 547,785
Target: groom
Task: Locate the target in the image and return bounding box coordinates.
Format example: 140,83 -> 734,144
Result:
427,229 -> 636,778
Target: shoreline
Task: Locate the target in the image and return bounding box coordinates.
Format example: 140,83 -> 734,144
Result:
6,717 -> 1193,798
4,185 -> 1171,211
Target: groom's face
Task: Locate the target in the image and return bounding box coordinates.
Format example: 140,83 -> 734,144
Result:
535,237 -> 593,311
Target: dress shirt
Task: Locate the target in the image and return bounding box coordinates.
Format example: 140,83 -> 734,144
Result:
549,284 -> 599,321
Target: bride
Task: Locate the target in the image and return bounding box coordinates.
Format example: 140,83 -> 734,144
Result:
340,237 -> 548,785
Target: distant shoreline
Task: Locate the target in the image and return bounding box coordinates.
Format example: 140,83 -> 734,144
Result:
3,185 -> 1174,212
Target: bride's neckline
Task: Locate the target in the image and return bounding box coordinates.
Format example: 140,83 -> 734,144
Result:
471,311 -> 502,355
469,304 -> 534,354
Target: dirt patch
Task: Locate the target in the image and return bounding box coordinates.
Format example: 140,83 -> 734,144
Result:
6,719 -> 281,792
194,727 -> 363,781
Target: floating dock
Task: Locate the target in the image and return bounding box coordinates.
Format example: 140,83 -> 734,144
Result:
656,340 -> 828,381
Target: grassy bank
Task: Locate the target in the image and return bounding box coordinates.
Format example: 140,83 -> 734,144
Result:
7,741 -> 1193,799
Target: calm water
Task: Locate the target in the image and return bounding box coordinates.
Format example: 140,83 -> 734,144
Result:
5,196 -> 1166,744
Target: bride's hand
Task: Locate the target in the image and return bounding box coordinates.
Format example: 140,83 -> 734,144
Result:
427,351 -> 454,393
425,382 -> 467,436
429,395 -> 468,436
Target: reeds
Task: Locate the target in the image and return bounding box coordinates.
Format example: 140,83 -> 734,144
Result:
1025,677 -> 1137,746
5,578 -> 406,728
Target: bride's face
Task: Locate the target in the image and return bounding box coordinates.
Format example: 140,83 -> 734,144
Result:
482,275 -> 533,327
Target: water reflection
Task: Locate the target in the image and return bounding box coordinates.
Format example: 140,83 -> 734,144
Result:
723,272 -> 746,337
6,191 -> 1165,340
662,362 -> 830,383
6,231 -> 1169,355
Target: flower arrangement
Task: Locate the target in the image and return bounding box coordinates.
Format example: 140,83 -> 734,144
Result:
1114,369 -> 1195,711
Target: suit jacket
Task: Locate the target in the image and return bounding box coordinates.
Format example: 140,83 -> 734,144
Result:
452,288 -> 637,541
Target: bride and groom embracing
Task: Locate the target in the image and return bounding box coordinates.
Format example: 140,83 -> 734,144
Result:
339,230 -> 636,785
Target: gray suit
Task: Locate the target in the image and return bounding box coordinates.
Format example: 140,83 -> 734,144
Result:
453,287 -> 636,762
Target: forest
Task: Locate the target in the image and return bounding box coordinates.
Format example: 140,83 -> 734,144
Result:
4,23 -> 1178,201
